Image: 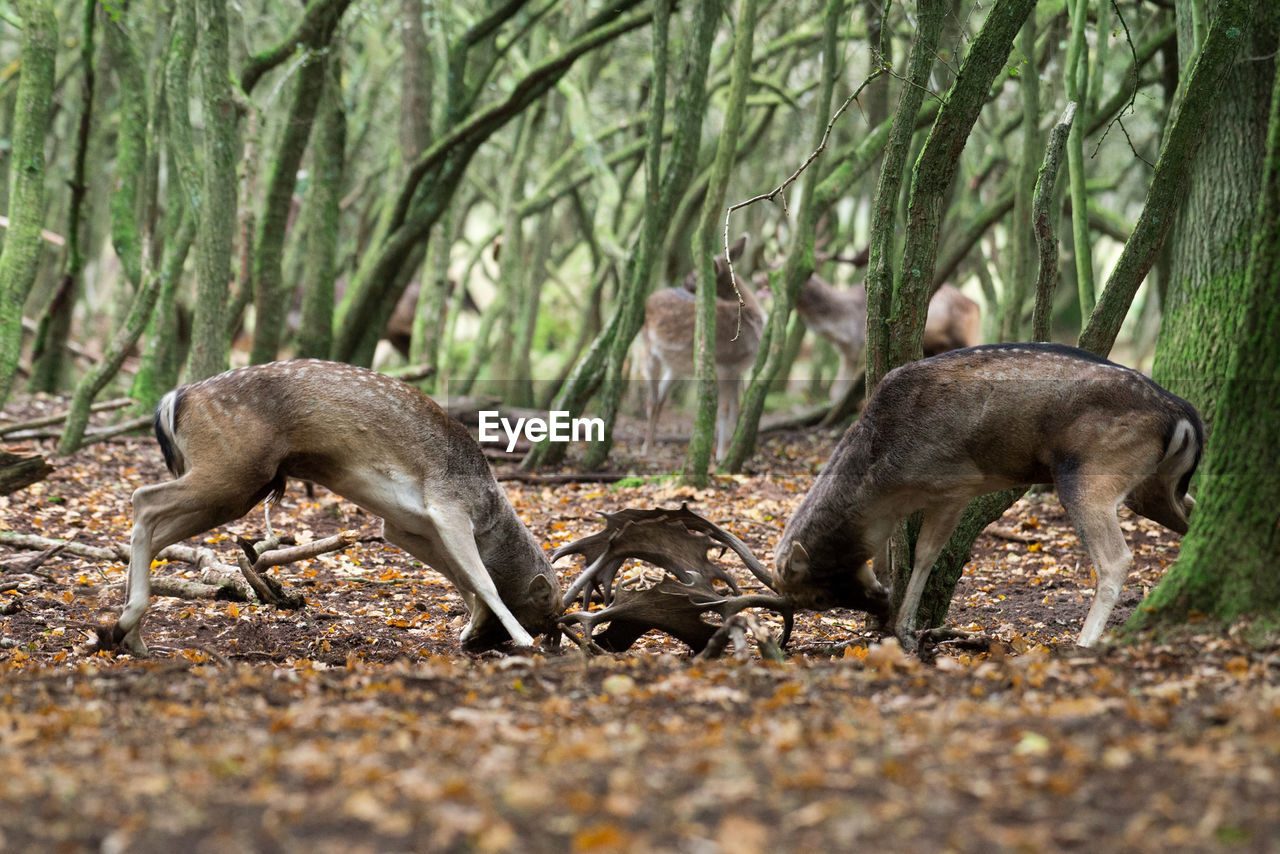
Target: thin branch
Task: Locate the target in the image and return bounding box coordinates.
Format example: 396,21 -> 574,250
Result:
721,66 -> 889,330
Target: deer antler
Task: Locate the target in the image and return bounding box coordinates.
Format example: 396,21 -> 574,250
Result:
554,505 -> 748,608
559,577 -> 793,654
554,505 -> 793,655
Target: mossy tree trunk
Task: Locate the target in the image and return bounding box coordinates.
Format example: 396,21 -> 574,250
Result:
27,0 -> 96,395
0,0 -> 56,407
720,0 -> 843,472
186,0 -> 239,380
523,0 -> 716,470
247,1 -> 349,364
683,0 -> 757,485
1128,54 -> 1280,634
295,56 -> 347,361
863,0 -> 945,391
1151,0 -> 1278,428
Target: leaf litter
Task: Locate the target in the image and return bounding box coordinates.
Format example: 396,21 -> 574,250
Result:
1,426 -> 1278,852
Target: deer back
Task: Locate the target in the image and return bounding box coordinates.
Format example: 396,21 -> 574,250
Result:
922,284 -> 982,356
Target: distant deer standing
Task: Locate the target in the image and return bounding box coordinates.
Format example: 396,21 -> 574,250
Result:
640,236 -> 765,461
793,277 -> 982,400
772,343 -> 1203,648
108,360 -> 562,655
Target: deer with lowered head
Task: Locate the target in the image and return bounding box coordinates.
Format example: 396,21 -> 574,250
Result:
772,343 -> 1203,648
640,235 -> 765,462
104,360 -> 562,655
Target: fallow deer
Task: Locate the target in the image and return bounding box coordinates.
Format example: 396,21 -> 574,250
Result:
772,343 -> 1203,648
922,284 -> 982,357
640,236 -> 765,461
792,278 -> 982,401
106,360 -> 562,655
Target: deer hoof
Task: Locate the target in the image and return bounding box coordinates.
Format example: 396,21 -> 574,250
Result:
96,622 -> 149,656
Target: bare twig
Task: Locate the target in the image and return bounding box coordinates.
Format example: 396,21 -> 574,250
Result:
721,66 -> 889,321
1092,0 -> 1151,166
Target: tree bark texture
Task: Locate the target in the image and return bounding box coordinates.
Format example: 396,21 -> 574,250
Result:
1152,0 -> 1278,428
683,0 -> 758,485
0,0 -> 56,406
1129,52 -> 1280,633
863,0 -> 946,392
248,1 -> 349,364
187,0 -> 240,380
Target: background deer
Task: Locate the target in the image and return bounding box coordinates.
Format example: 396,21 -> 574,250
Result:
772,343 -> 1203,648
106,360 -> 561,655
792,277 -> 982,401
640,236 -> 765,461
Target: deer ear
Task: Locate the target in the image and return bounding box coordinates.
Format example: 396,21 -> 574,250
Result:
790,542 -> 810,574
527,573 -> 561,613
728,233 -> 748,262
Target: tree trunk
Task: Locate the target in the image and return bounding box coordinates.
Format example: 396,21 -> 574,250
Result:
721,0 -> 844,472
186,0 -> 239,380
579,0 -> 720,470
1078,0 -> 1258,357
296,55 -> 346,361
1128,53 -> 1280,633
1063,0 -> 1095,319
248,4 -> 346,364
1003,14 -> 1039,340
0,0 -> 56,407
1151,0 -> 1277,428
58,214 -> 197,456
28,0 -> 96,395
863,0 -> 946,391
683,0 -> 757,485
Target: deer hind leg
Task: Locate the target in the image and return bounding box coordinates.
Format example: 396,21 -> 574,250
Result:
382,510 -> 536,648
1057,469 -> 1134,648
118,474 -> 274,654
894,502 -> 968,645
642,356 -> 676,457
715,374 -> 739,462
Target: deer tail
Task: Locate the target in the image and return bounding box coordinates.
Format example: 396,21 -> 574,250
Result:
153,389 -> 186,478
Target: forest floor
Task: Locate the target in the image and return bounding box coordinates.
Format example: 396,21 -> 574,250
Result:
2,397 -> 1278,853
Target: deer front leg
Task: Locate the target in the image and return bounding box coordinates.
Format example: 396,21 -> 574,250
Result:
382,516 -> 536,648
894,503 -> 967,646
1057,469 -> 1137,648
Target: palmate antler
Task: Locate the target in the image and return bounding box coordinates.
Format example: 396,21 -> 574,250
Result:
553,503 -> 773,608
553,504 -> 792,655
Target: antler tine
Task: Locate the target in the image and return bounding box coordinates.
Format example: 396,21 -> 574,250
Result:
673,503 -> 775,590
558,551 -> 625,610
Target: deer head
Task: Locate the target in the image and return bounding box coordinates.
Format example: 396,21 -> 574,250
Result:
773,343 -> 1202,648
108,360 -> 562,655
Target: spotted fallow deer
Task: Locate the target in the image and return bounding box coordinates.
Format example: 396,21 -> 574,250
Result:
792,278 -> 983,400
772,343 -> 1203,648
106,360 -> 562,655
640,236 -> 765,461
